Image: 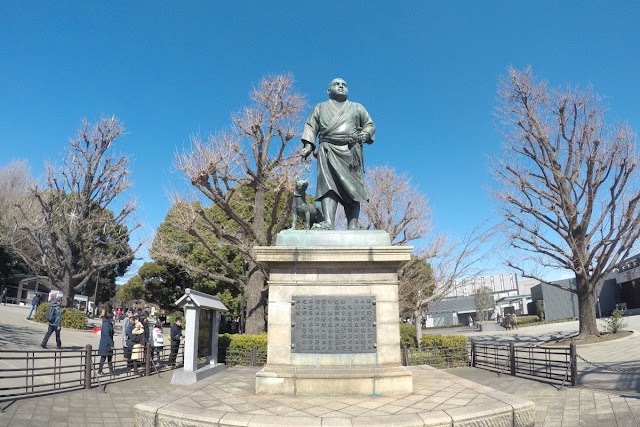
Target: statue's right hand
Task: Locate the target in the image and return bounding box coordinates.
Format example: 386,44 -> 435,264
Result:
300,145 -> 312,158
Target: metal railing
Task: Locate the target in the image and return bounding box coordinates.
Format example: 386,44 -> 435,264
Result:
471,341 -> 576,386
0,343 -> 184,402
217,346 -> 267,367
401,344 -> 470,369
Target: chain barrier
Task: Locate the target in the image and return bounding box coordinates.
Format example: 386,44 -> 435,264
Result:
576,354 -> 640,373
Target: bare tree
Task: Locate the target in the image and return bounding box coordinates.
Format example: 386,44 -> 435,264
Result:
0,160 -> 34,278
0,160 -> 33,214
362,166 -> 431,245
402,223 -> 494,343
5,117 -> 140,307
473,285 -> 493,322
154,74 -> 305,334
361,165 -> 494,343
494,66 -> 640,338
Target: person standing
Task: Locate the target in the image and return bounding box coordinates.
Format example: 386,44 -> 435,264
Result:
41,295 -> 63,349
151,321 -> 164,364
130,316 -> 146,374
168,317 -> 183,367
27,293 -> 41,319
122,310 -> 134,372
0,287 -> 7,306
98,312 -> 115,375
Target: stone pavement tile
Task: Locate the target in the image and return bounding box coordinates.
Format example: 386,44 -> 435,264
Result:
336,406 -> 369,417
596,414 -> 618,426
374,404 -> 405,414
441,397 -> 473,406
396,407 -> 421,414
320,417 -> 352,427
352,413 -> 424,427
304,406 -> 335,416
219,412 -> 254,427
7,421 -> 30,427
320,402 -> 350,411
246,414 -> 321,427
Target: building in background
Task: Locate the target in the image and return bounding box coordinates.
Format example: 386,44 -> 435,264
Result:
530,276 -> 619,321
424,273 -> 532,327
614,254 -> 640,309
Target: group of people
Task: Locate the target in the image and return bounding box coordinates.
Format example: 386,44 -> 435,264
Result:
497,312 -> 518,329
97,309 -> 184,376
36,294 -> 184,376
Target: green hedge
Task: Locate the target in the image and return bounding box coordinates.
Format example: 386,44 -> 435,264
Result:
420,334 -> 467,348
515,315 -> 539,325
219,333 -> 267,350
218,333 -> 268,366
400,323 -> 417,348
413,334 -> 468,368
35,303 -> 87,330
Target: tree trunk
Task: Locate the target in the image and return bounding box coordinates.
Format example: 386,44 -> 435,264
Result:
414,308 -> 423,347
577,275 -> 599,337
244,266 -> 267,334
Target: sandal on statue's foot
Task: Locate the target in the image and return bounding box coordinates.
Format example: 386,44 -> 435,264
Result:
311,221 -> 334,230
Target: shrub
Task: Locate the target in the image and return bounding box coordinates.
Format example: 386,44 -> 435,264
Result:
35,303 -> 50,323
415,334 -> 468,368
62,308 -> 87,329
420,334 -> 467,348
34,303 -> 87,329
400,323 -> 417,348
535,300 -> 545,320
602,308 -> 627,334
218,333 -> 268,366
516,315 -> 540,325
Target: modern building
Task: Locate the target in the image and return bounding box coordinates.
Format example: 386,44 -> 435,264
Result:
424,273 -> 531,327
530,276 -> 619,321
0,275 -> 51,305
614,254 -> 640,309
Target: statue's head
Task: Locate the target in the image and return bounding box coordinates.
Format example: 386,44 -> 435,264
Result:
327,78 -> 348,102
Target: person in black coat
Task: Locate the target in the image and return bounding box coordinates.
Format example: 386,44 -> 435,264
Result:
168,317 -> 183,367
98,312 -> 115,375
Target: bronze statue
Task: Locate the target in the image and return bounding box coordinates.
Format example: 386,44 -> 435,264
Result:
300,78 -> 375,230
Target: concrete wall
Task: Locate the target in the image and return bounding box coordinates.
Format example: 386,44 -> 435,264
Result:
541,278 -> 579,321
597,278 -> 619,316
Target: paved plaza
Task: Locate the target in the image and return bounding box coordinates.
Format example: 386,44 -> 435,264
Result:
2,303 -> 640,425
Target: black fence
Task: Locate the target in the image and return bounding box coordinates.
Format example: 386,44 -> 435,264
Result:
400,342 -> 576,386
0,343 -> 184,402
401,344 -> 471,369
217,346 -> 267,367
471,342 -> 576,386
2,341 -> 576,402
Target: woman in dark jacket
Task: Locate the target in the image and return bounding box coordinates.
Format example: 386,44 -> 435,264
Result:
98,312 -> 115,375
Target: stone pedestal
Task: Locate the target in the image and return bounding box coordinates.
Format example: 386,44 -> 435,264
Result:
255,230 -> 414,396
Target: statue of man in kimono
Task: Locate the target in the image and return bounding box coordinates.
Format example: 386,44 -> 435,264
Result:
300,78 -> 375,230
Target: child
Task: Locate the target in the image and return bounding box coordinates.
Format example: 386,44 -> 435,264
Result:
152,321 -> 164,364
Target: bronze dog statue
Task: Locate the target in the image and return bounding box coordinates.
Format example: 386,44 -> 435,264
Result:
291,179 -> 324,230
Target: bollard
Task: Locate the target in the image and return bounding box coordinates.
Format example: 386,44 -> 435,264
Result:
471,342 -> 476,367
570,342 -> 577,387
401,344 -> 409,366
84,345 -> 93,390
145,345 -> 151,376
251,346 -> 258,366
509,342 -> 516,376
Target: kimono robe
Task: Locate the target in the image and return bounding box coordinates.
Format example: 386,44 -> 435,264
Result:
302,99 -> 375,205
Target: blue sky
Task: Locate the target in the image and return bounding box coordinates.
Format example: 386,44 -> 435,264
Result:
2,1 -> 640,282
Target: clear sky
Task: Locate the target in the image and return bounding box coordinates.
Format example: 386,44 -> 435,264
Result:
2,1 -> 640,282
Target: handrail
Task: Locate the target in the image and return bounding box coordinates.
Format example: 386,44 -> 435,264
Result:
0,343 -> 185,401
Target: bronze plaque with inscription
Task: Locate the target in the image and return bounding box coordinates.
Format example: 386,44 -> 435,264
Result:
291,296 -> 377,353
